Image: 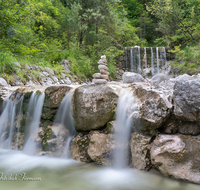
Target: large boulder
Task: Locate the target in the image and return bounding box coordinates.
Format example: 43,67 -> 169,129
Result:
72,84 -> 118,131
87,131 -> 114,166
130,132 -> 151,170
151,134 -> 200,184
173,78 -> 200,122
70,133 -> 92,163
122,72 -> 145,83
132,83 -> 173,131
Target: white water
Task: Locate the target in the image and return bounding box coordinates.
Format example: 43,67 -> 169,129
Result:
137,47 -> 141,74
113,91 -> 138,169
53,90 -> 76,158
130,48 -> 134,72
156,47 -> 159,73
144,47 -> 147,68
23,92 -> 45,155
151,47 -> 154,76
0,99 -> 16,149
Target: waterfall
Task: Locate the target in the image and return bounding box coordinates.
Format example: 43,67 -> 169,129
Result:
137,47 -> 141,74
125,47 -> 128,69
160,49 -> 163,69
156,47 -> 159,73
130,48 -> 133,72
0,93 -> 24,149
53,89 -> 76,158
113,91 -> 138,169
23,92 -> 45,155
151,47 -> 154,76
144,47 -> 147,68
164,47 -> 167,66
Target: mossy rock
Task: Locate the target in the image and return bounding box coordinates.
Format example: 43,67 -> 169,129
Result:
44,86 -> 72,108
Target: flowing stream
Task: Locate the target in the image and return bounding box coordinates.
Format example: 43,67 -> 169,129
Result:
23,92 -> 45,155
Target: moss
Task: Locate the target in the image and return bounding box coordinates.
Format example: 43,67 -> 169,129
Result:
41,107 -> 57,121
41,127 -> 52,151
36,90 -> 42,95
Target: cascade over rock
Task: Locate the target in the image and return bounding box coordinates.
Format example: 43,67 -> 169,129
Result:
72,84 -> 118,131
151,134 -> 200,184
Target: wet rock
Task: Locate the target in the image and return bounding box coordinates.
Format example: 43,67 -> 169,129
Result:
130,132 -> 151,170
178,123 -> 200,136
173,78 -> 200,122
70,133 -> 91,163
72,84 -> 118,131
87,131 -> 115,166
0,78 -> 8,86
44,86 -> 72,108
150,74 -> 169,85
151,134 -> 200,184
122,72 -> 145,83
132,83 -> 173,131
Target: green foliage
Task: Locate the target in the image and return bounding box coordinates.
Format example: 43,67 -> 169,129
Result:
171,43 -> 200,75
0,51 -> 17,74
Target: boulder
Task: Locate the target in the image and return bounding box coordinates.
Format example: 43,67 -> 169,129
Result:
178,123 -> 200,136
87,131 -> 115,166
70,133 -> 91,163
173,78 -> 200,122
130,132 -> 151,170
44,86 -> 72,108
122,72 -> 145,83
132,82 -> 173,131
150,73 -> 169,85
72,84 -> 118,131
151,134 -> 200,184
0,78 -> 8,86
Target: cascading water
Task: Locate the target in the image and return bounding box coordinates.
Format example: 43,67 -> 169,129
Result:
156,47 -> 159,73
53,89 -> 76,158
151,47 -> 154,76
144,47 -> 147,68
130,48 -> 134,72
113,90 -> 138,169
160,49 -> 163,68
164,47 -> 167,69
137,47 -> 141,74
23,91 -> 45,155
0,93 -> 24,149
125,47 -> 128,69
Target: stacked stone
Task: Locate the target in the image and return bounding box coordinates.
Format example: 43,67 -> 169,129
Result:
92,55 -> 109,84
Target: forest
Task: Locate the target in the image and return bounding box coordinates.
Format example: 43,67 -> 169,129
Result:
1,0 -> 200,81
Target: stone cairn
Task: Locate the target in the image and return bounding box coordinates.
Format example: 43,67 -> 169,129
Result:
92,55 -> 109,84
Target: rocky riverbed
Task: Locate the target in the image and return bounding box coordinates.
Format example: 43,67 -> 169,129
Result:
0,71 -> 200,184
